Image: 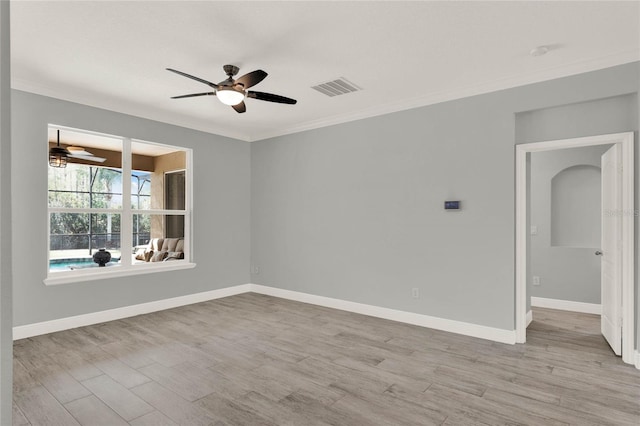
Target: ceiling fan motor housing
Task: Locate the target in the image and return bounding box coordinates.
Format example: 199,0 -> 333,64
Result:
223,64 -> 239,77
50,146 -> 69,156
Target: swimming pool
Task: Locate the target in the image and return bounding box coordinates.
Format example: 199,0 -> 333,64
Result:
49,258 -> 121,271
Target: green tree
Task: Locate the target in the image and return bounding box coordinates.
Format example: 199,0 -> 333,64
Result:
49,164 -> 123,252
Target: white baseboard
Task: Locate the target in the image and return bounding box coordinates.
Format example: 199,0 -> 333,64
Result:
12,284 -> 252,340
531,297 -> 601,315
13,283 -> 517,345
250,284 -> 516,344
13,283 -> 637,366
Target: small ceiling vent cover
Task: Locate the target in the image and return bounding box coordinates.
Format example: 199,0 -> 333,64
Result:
312,77 -> 362,97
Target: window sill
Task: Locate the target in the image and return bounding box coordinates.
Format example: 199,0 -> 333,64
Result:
44,262 -> 196,286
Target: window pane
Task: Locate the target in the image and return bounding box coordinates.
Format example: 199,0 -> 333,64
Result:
48,165 -> 124,209
132,213 -> 151,247
91,168 -> 123,209
132,195 -> 151,210
49,190 -> 90,209
92,193 -> 123,209
49,213 -> 121,272
133,214 -> 185,264
131,140 -> 186,211
165,213 -> 184,239
131,171 -> 152,210
48,163 -> 91,208
48,127 -> 123,209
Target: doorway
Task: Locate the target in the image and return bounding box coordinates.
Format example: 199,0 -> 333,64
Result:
515,132 -> 635,365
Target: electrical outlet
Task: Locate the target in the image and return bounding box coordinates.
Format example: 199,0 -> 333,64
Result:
411,288 -> 419,298
531,225 -> 538,236
532,276 -> 540,286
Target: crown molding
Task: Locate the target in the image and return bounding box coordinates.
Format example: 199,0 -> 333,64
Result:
13,50 -> 639,143
11,78 -> 252,142
253,50 -> 639,141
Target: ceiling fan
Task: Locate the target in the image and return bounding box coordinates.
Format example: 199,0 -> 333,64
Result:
167,64 -> 297,113
49,130 -> 106,168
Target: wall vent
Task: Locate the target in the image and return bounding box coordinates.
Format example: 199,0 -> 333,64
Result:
311,77 -> 362,97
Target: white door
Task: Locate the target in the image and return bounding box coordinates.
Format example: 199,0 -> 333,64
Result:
600,144 -> 622,355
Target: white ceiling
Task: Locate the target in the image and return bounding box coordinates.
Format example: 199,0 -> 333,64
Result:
12,1 -> 640,142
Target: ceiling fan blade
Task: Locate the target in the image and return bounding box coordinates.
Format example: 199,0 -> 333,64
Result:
69,154 -> 106,163
232,101 -> 247,113
67,146 -> 100,156
235,70 -> 267,89
171,92 -> 216,99
166,68 -> 219,89
247,91 -> 297,104
66,146 -> 87,153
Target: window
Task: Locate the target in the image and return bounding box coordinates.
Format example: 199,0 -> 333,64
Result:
47,125 -> 193,284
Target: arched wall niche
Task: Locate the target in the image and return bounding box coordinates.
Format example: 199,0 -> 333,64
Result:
550,164 -> 601,248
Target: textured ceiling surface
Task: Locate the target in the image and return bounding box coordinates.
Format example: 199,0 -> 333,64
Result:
12,1 -> 640,141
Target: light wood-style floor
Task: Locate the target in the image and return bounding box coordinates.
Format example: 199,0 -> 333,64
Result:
13,293 -> 640,425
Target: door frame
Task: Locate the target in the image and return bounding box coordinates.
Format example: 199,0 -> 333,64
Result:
515,132 -> 635,365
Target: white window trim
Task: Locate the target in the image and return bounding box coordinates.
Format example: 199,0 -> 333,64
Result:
44,261 -> 196,286
46,127 -> 195,285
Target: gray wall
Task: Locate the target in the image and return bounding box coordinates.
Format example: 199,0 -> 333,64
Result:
515,95 -> 638,144
0,2 -> 12,424
251,63 -> 639,334
530,146 -> 610,305
12,90 -> 251,326
10,63 -> 640,351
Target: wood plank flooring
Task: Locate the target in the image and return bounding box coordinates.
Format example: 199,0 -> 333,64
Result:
13,294 -> 640,425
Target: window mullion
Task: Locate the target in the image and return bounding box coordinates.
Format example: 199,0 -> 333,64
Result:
120,138 -> 133,267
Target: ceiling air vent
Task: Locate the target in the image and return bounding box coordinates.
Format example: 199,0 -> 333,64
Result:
311,77 -> 362,97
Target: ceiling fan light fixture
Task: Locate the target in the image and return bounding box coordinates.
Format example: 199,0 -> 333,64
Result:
49,147 -> 68,168
216,87 -> 245,106
49,129 -> 68,168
